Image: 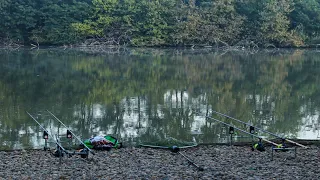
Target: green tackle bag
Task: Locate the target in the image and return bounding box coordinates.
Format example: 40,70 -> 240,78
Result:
104,135 -> 122,148
82,135 -> 122,149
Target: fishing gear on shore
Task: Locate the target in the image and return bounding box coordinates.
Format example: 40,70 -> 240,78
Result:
197,112 -> 301,160
139,143 -> 198,151
274,139 -> 289,152
173,146 -> 204,171
27,111 -> 69,160
27,111 -> 94,160
47,110 -> 95,157
251,138 -> 265,152
81,135 -> 123,150
210,110 -> 308,149
203,114 -> 280,146
140,144 -> 204,171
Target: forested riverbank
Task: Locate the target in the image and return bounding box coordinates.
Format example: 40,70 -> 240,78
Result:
1,0 -> 320,48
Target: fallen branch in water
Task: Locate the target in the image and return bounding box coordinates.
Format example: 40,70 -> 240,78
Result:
0,37 -> 23,49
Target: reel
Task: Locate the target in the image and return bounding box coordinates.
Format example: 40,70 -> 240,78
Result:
251,138 -> 265,152
79,148 -> 89,158
53,148 -> 64,157
170,146 -> 180,153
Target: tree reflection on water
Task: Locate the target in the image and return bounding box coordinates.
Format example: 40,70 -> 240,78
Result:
0,49 -> 319,150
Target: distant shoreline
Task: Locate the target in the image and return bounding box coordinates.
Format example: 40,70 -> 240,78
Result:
0,43 -> 320,50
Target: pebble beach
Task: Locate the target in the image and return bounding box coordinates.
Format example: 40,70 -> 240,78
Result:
0,145 -> 319,179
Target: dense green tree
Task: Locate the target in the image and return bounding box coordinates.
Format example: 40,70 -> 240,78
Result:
32,0 -> 92,45
170,0 -> 202,45
290,0 -> 320,43
200,0 -> 244,45
73,0 -> 175,46
1,0 -> 320,47
0,0 -> 91,45
0,0 -> 38,43
259,0 -> 298,46
236,0 -> 303,47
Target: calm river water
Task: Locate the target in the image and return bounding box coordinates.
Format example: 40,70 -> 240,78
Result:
0,48 -> 319,150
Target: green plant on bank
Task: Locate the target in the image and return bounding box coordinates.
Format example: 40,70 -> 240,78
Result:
290,0 -> 320,44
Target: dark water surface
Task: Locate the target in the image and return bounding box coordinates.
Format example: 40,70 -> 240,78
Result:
0,48 -> 319,150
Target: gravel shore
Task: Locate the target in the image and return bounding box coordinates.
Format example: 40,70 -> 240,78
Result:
0,145 -> 319,179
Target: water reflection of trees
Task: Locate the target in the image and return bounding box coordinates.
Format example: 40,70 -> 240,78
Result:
0,49 -> 320,149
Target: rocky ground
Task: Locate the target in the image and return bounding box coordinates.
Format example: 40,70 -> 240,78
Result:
0,145 -> 319,179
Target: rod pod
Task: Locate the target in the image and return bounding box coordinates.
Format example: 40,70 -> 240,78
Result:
211,110 -> 308,148
197,113 -> 280,147
46,110 -> 95,156
26,111 -> 69,157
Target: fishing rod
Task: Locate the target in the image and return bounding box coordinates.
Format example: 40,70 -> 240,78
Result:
139,144 -> 198,150
26,111 -> 69,157
140,144 -> 204,171
46,110 -> 95,155
178,151 -> 204,171
210,110 -> 308,148
198,113 -> 280,146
